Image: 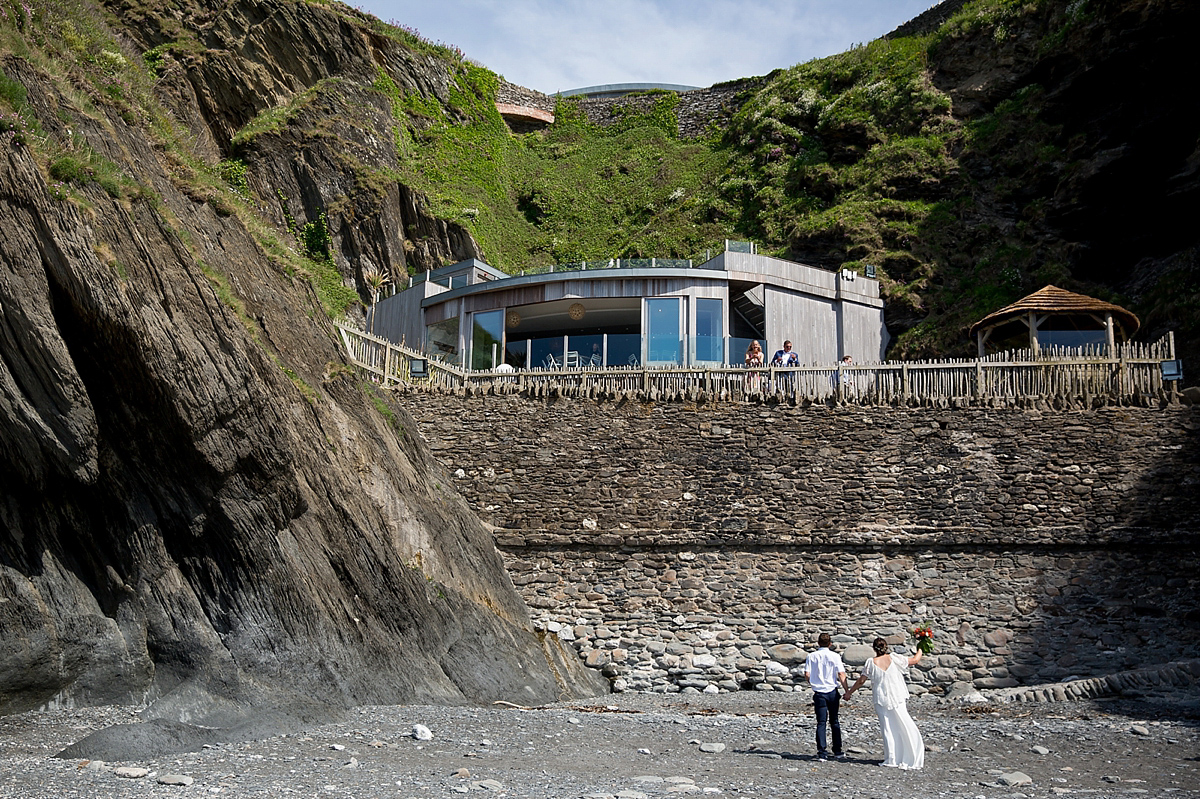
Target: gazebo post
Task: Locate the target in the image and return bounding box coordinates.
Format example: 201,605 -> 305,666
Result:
1105,312 -> 1115,357
1027,312 -> 1039,356
976,329 -> 986,358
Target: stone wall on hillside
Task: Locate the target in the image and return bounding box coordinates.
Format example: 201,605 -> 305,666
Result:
495,79 -> 763,139
573,81 -> 763,139
397,390 -> 1200,695
496,81 -> 556,113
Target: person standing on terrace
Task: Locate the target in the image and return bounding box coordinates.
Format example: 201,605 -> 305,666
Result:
771,340 -> 799,368
772,339 -> 799,393
745,340 -> 764,392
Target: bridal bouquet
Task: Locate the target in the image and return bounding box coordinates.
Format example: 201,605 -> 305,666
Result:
912,623 -> 935,655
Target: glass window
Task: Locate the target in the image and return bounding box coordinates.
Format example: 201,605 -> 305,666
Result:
531,337 -> 564,370
607,334 -> 641,367
470,310 -> 504,370
646,298 -> 682,365
569,334 -> 603,367
505,338 -> 527,369
695,298 -> 723,363
426,317 -> 460,365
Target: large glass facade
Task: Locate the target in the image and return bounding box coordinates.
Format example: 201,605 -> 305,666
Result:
530,337 -> 565,369
470,309 -> 504,370
504,338 -> 527,369
695,298 -> 723,364
646,298 -> 682,365
426,317 -> 460,365
571,334 -> 604,367
606,334 -> 642,367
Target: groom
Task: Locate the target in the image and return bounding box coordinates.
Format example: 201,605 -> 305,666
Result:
803,632 -> 849,761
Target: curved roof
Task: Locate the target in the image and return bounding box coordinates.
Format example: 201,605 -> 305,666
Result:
970,285 -> 1140,337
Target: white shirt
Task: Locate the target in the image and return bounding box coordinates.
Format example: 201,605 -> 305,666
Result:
804,647 -> 846,692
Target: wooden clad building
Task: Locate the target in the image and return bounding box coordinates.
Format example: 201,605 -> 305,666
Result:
369,245 -> 888,371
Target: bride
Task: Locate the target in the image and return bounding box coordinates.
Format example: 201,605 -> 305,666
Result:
844,637 -> 924,769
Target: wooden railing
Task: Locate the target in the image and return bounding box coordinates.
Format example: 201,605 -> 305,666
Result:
336,323 -> 1179,407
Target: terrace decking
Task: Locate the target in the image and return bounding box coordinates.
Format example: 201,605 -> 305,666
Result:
338,323 -> 1181,407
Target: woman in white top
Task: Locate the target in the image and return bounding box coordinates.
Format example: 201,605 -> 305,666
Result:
844,637 -> 924,770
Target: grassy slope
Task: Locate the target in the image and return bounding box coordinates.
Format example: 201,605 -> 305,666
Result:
372,0 -> 1133,357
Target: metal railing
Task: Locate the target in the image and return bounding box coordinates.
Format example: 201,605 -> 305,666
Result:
515,257 -> 697,276
337,323 -> 1179,406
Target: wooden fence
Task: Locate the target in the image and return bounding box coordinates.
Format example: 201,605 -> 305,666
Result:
337,324 -> 1179,407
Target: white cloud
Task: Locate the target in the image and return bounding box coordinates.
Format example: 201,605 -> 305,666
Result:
353,0 -> 939,93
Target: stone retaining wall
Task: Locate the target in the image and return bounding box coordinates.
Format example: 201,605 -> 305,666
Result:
495,79 -> 762,139
396,390 -> 1200,695
495,81 -> 556,113
570,80 -> 762,139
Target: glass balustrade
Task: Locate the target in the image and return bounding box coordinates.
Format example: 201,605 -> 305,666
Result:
480,334 -> 828,371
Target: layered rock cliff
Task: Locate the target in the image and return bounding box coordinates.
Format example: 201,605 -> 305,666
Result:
0,0 -> 602,732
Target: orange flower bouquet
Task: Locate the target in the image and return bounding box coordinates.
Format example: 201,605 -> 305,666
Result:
912,624 -> 935,655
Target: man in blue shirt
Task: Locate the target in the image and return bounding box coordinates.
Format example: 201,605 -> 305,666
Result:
771,340 -> 799,367
771,340 -> 799,392
804,633 -> 849,760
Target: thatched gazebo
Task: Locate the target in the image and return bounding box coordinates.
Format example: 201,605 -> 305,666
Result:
970,285 -> 1140,357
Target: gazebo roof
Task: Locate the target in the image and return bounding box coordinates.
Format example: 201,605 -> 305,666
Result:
969,285 -> 1140,338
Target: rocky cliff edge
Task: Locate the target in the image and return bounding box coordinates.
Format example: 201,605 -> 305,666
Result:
0,0 -> 605,749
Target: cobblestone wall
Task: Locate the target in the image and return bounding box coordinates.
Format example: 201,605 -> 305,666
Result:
397,390 -> 1200,695
495,81 -> 556,113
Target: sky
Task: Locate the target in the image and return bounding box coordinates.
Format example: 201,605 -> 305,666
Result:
350,0 -> 941,95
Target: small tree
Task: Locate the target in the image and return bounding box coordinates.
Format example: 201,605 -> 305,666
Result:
362,268 -> 391,334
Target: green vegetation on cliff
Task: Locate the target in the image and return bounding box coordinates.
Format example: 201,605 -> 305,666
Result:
338,0 -> 1194,357
367,62 -> 732,271
4,0 -> 1195,362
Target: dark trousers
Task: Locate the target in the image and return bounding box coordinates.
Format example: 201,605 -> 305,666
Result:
813,689 -> 842,756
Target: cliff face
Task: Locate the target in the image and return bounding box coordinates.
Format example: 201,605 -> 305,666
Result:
926,0 -> 1200,350
0,0 -> 602,728
688,0 -> 1200,362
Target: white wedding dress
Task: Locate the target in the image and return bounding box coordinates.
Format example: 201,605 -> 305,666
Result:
864,653 -> 924,769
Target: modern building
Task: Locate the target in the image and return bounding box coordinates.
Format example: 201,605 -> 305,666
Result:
368,243 -> 888,371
